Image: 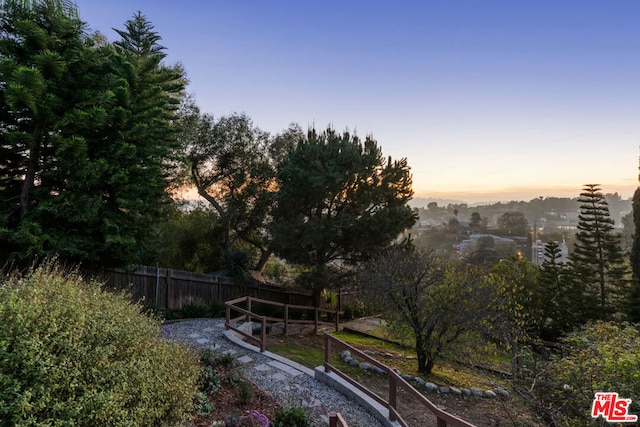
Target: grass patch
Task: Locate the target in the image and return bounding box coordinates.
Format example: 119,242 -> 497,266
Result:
267,342 -> 326,368
269,330 -> 509,391
333,330 -> 411,354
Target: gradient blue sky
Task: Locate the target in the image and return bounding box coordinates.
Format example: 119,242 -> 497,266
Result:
73,1 -> 640,203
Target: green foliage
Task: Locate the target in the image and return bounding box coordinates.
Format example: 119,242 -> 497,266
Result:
271,407 -> 313,427
237,380 -> 253,405
183,107 -> 285,271
0,263 -> 200,426
193,391 -> 214,417
361,246 -> 493,374
497,211 -> 529,236
628,187 -> 640,322
218,352 -> 235,366
271,128 -> 417,301
570,184 -> 630,320
221,249 -> 253,286
537,241 -> 581,340
197,365 -> 222,394
0,3 -> 185,267
159,203 -> 225,273
535,322 -> 640,426
488,257 -> 540,377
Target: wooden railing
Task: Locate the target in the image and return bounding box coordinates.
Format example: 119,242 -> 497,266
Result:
324,333 -> 476,427
225,296 -> 340,352
329,412 -> 348,427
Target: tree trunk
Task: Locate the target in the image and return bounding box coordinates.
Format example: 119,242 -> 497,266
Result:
254,248 -> 271,273
416,335 -> 433,374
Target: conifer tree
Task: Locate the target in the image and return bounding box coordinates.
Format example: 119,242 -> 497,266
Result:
628,187 -> 640,321
0,3 -> 185,266
569,184 -> 629,319
0,0 -> 90,261
538,241 -> 580,339
270,128 -> 417,304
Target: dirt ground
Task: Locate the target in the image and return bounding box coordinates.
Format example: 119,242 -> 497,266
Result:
187,361 -> 281,427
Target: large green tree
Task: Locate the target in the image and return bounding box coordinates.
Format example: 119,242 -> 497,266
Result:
270,128 -> 416,304
570,184 -> 629,319
497,211 -> 529,236
181,105 -> 298,272
0,3 -> 184,266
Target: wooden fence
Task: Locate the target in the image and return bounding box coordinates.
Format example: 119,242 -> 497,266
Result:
94,265 -> 355,310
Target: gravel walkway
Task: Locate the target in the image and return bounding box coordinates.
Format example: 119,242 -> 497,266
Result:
165,318 -> 385,427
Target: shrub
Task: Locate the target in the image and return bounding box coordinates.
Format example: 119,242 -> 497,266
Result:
237,380 -> 253,405
197,365 -> 222,394
271,407 -> 313,427
193,391 -> 214,417
535,321 -> 640,425
0,263 -> 200,426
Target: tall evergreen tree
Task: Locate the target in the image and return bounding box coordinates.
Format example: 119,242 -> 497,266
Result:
628,187 -> 640,322
538,241 -> 580,339
270,127 -> 417,304
0,0 -> 90,261
569,184 -> 629,319
0,3 -> 185,266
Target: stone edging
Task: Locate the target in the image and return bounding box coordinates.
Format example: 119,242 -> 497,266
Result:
339,350 -> 511,399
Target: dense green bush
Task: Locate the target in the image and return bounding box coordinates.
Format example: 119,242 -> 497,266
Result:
271,407 -> 313,427
0,264 -> 200,426
536,321 -> 640,426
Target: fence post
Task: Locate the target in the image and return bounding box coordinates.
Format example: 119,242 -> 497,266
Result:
324,333 -> 331,373
165,269 -> 171,310
437,417 -> 447,427
225,303 -> 230,330
284,304 -> 289,336
335,308 -> 339,331
314,307 -> 318,334
389,373 -> 397,421
247,297 -> 252,325
260,316 -> 266,352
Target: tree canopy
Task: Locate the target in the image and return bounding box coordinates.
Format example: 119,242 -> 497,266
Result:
0,2 -> 184,267
570,184 -> 629,319
180,103 -> 303,272
270,128 -> 417,301
361,246 -> 493,374
497,211 -> 529,236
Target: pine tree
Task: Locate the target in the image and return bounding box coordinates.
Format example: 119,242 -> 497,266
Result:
0,0 -> 89,261
538,241 -> 579,339
569,184 -> 629,319
0,4 -> 185,266
270,128 -> 417,305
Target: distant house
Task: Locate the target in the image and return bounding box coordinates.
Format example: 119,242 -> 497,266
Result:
457,234 -> 516,258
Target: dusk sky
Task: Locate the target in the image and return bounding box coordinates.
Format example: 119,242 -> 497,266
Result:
73,1 -> 640,204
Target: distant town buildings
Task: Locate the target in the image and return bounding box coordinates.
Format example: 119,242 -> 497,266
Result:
531,239 -> 569,265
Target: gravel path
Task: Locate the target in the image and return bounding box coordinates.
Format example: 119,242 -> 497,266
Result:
165,318 -> 385,427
